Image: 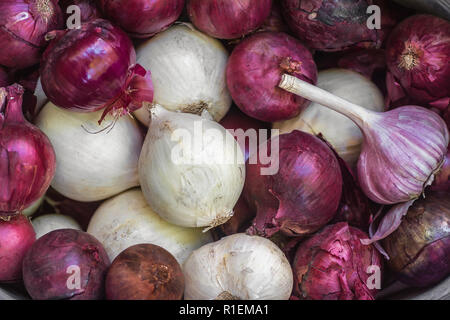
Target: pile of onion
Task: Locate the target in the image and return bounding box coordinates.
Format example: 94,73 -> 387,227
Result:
227,31 -> 317,122
23,229 -> 110,300
0,85 -> 56,216
245,130 -> 342,238
99,0 -> 184,38
40,19 -> 153,123
0,0 -> 63,69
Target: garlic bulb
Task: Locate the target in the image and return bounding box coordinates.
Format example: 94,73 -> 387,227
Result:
183,233 -> 293,300
35,102 -> 144,202
87,189 -> 213,263
273,69 -> 385,167
32,214 -> 81,239
135,23 -> 232,125
138,105 -> 245,228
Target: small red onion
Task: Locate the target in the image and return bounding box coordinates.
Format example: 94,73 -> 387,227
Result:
0,85 -> 56,216
386,15 -> 450,110
227,32 -> 317,122
99,0 -> 185,38
59,0 -> 102,23
40,19 -> 153,123
245,130 -> 342,238
292,222 -> 383,300
105,244 -> 184,300
187,0 -> 272,39
0,214 -> 36,282
0,0 -> 63,69
23,229 -> 110,300
281,0 -> 397,52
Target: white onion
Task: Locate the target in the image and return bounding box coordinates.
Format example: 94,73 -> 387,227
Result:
183,233 -> 294,300
134,23 -> 232,125
32,214 -> 81,239
35,102 -> 144,202
22,195 -> 44,217
139,105 -> 245,228
87,189 -> 213,263
273,69 -> 385,167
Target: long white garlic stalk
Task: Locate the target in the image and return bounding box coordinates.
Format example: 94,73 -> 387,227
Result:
35,102 -> 144,202
138,105 -> 245,229
87,189 -> 213,263
134,23 -> 232,125
183,233 -> 294,300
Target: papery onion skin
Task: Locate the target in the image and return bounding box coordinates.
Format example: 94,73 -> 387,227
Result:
0,215 -> 36,282
357,106 -> 449,205
0,85 -> 56,216
245,130 -> 342,238
0,0 -> 63,69
386,15 -> 450,110
106,244 -> 184,300
281,0 -> 395,52
187,0 -> 272,39
382,192 -> 450,287
227,32 -> 317,122
60,0 -> 102,23
22,229 -> 110,300
40,19 -> 153,121
99,0 -> 184,38
293,222 -> 382,300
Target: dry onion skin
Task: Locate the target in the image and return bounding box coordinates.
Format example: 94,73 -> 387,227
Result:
183,233 -> 293,300
87,189 -> 213,263
134,23 -> 231,125
35,102 -> 144,202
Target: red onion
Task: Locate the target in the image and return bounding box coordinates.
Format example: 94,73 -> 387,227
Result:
0,215 -> 36,282
105,244 -> 184,300
40,19 -> 153,123
281,0 -> 397,52
187,0 -> 272,39
60,0 -> 102,23
292,222 -> 383,300
245,130 -> 342,238
382,191 -> 450,287
227,32 -> 317,122
279,75 -> 449,205
23,229 -> 110,300
99,0 -> 185,38
386,15 -> 450,110
0,85 -> 56,216
0,0 -> 63,69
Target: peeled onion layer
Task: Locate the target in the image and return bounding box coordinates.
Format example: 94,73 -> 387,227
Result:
32,214 -> 82,239
135,23 -> 231,125
35,102 -> 143,202
273,68 -> 385,167
87,189 -> 213,263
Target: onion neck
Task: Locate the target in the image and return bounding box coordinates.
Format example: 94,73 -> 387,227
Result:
215,291 -> 240,300
278,74 -> 373,129
35,0 -> 54,22
399,43 -> 421,71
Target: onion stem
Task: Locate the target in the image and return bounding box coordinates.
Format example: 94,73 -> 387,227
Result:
279,74 -> 372,128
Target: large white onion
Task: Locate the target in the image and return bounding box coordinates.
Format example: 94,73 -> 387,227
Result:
139,105 -> 245,228
134,23 -> 232,125
87,189 -> 213,263
183,233 -> 294,300
35,102 -> 144,202
273,69 -> 385,167
32,214 -> 81,239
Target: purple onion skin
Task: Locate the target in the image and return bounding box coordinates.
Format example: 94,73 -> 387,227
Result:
187,0 -> 272,39
60,0 -> 102,23
0,85 -> 56,216
99,0 -> 185,38
41,19 -> 153,119
386,15 -> 450,110
293,222 -> 382,300
23,229 -> 110,300
0,0 -> 63,69
227,32 -> 317,122
281,0 -> 394,52
0,215 -> 36,282
245,130 -> 342,238
382,192 -> 450,287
